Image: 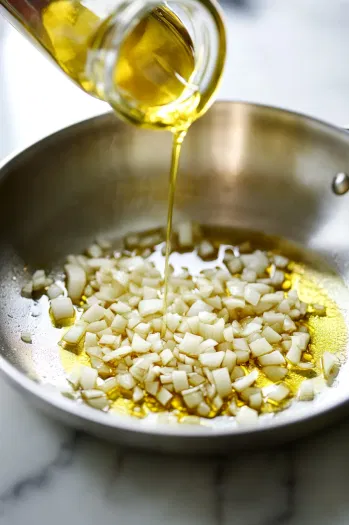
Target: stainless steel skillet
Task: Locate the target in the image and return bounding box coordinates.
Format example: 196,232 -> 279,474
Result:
1,101 -> 349,454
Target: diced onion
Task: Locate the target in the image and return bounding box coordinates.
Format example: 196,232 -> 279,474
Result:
51,297 -> 74,322
29,229 -> 331,421
212,367 -> 232,398
322,352 -> 337,380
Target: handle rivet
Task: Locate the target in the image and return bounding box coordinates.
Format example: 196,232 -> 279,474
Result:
332,172 -> 349,195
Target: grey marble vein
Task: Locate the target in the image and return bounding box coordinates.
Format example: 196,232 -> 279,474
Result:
213,458 -> 227,525
0,431 -> 80,514
262,449 -> 296,525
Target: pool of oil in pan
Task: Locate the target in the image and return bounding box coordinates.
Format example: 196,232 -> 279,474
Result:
56,232 -> 347,421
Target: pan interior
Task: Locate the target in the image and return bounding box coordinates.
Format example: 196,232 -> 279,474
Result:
1,102 -> 349,430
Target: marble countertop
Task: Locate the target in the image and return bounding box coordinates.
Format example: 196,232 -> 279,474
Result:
2,1 -> 349,523
0,374 -> 347,525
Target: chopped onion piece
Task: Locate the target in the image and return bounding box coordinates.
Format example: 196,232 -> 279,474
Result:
179,333 -> 203,356
244,285 -> 261,306
21,332 -> 32,344
82,390 -> 109,409
183,389 -> 203,408
160,348 -> 174,365
85,332 -> 98,348
51,297 -> 75,322
212,368 -> 232,398
65,263 -> 86,303
132,333 -> 151,353
117,373 -> 136,390
80,366 -> 98,390
177,221 -> 193,248
222,350 -> 237,371
111,315 -> 128,334
47,283 -> 64,300
87,320 -> 107,333
262,326 -> 282,344
267,383 -> 289,403
322,352 -> 337,379
138,299 -> 163,316
199,351 -> 225,369
258,351 -> 285,366
233,369 -> 259,392
263,366 -> 287,382
298,379 -> 314,401
198,240 -> 215,259
236,406 -> 258,426
82,304 -> 105,323
249,338 -> 273,357
157,387 -> 173,406
62,325 -> 86,345
22,281 -> 34,299
197,401 -> 210,417
286,338 -> 302,365
187,300 -> 213,317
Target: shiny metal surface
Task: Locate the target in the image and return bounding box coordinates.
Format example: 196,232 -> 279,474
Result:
1,101 -> 349,453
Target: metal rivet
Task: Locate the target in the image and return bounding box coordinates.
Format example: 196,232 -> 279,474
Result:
332,172 -> 349,195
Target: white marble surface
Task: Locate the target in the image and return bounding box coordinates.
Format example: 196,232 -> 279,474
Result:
2,1 -> 349,523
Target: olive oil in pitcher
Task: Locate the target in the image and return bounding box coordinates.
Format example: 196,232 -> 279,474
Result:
0,0 -> 227,302
0,0 -> 226,129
